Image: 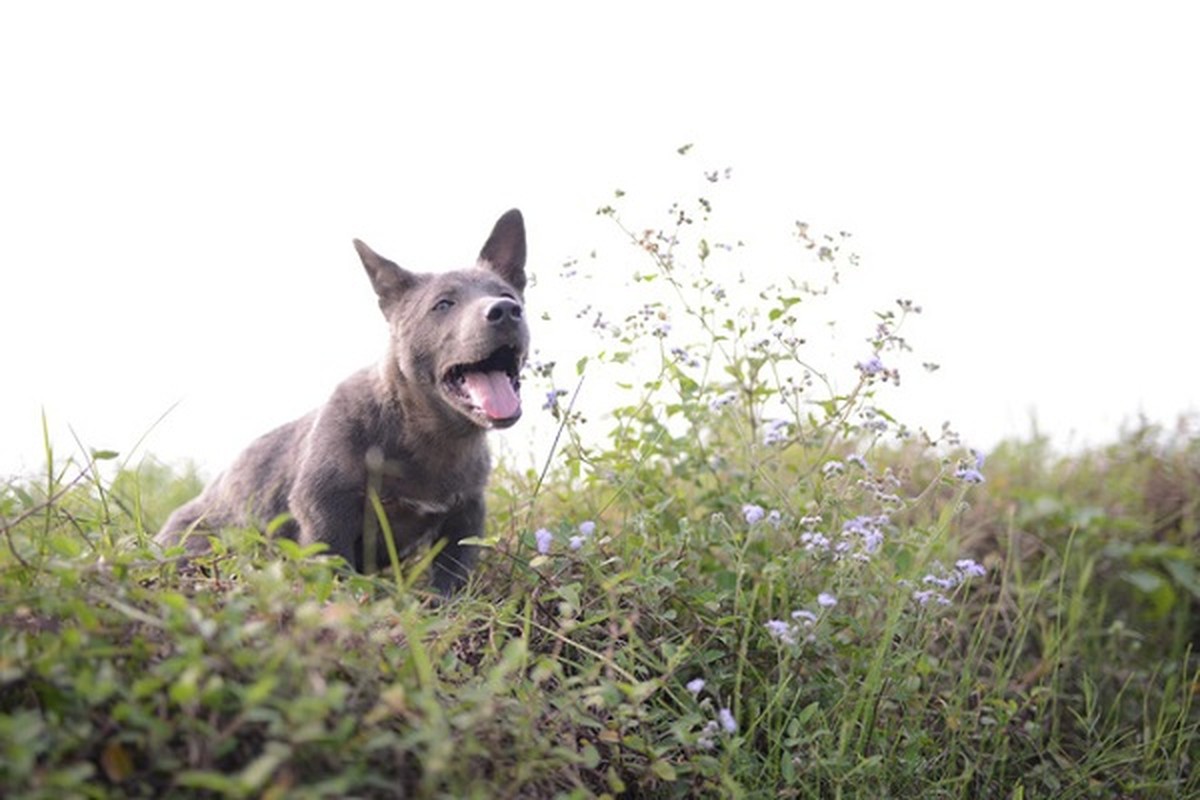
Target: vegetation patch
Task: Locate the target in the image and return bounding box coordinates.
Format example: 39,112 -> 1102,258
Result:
3,160 -> 1196,798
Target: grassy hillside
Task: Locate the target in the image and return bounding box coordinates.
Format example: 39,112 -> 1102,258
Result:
2,176 -> 1196,798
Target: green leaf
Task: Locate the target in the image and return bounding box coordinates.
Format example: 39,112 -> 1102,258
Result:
1163,558 -> 1200,602
177,770 -> 241,794
1122,569 -> 1164,595
579,742 -> 601,768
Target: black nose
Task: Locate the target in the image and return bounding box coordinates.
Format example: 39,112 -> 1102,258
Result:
485,298 -> 523,325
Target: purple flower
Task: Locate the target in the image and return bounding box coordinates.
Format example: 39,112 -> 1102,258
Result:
568,535 -> 586,551
955,466 -> 985,484
742,504 -> 766,525
766,509 -> 782,529
955,558 -> 986,578
842,514 -> 888,554
709,391 -> 738,412
534,528 -> 553,555
718,708 -> 738,734
923,573 -> 958,590
856,355 -> 884,376
578,520 -> 596,537
762,418 -> 789,446
765,619 -> 798,645
800,531 -> 831,551
913,589 -> 950,606
686,678 -> 706,695
817,592 -> 838,608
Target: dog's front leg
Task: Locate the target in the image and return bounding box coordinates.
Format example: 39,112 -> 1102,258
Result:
289,467 -> 368,570
431,495 -> 484,596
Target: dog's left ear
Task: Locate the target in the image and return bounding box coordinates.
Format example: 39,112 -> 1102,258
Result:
477,209 -> 526,294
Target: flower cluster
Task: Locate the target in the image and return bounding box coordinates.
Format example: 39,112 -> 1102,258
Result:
670,346 -> 701,369
799,513 -> 891,560
955,448 -> 987,484
854,466 -> 905,511
859,406 -> 889,434
912,559 -> 987,606
855,354 -> 901,385
742,504 -> 782,528
764,594 -> 836,647
569,520 -> 596,550
531,520 -> 600,555
542,388 -> 567,411
762,418 -> 789,446
684,678 -> 737,750
709,390 -> 738,412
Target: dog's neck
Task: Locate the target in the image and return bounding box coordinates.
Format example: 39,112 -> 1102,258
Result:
376,357 -> 483,446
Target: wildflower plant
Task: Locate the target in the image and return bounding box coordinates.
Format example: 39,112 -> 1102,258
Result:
504,148 -> 1024,792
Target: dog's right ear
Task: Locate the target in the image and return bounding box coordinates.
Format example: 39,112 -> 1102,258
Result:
354,239 -> 415,311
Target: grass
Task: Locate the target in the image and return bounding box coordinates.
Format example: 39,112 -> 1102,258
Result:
2,164 -> 1197,798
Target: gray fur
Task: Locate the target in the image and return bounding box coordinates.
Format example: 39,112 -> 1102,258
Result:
157,209 -> 529,594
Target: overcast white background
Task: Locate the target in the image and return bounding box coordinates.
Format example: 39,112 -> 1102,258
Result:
2,3 -> 1197,479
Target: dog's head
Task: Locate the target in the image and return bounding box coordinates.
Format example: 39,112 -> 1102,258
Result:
354,209 -> 530,430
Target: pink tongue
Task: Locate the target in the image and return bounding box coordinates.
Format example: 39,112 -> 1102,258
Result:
462,371 -> 521,420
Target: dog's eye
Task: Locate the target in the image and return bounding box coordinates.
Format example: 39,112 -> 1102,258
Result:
432,298 -> 455,312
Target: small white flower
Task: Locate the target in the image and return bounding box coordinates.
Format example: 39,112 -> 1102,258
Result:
718,708 -> 738,734
697,719 -> 719,750
817,592 -> 838,608
686,678 -> 706,695
791,609 -> 817,625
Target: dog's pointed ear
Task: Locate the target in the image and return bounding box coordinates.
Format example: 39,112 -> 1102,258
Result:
355,239 -> 415,311
477,209 -> 526,294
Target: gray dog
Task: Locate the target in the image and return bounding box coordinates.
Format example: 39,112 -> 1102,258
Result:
157,210 -> 529,594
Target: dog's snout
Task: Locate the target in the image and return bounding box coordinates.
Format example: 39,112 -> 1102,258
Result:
485,298 -> 523,325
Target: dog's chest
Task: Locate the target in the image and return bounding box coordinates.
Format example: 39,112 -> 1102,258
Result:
376,491 -> 454,535
369,445 -> 486,520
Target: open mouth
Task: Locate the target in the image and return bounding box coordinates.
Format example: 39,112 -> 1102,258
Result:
443,345 -> 523,427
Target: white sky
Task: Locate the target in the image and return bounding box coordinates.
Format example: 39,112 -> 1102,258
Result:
2,3 -> 1197,479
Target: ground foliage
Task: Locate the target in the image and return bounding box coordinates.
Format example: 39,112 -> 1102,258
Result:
2,159 -> 1196,798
